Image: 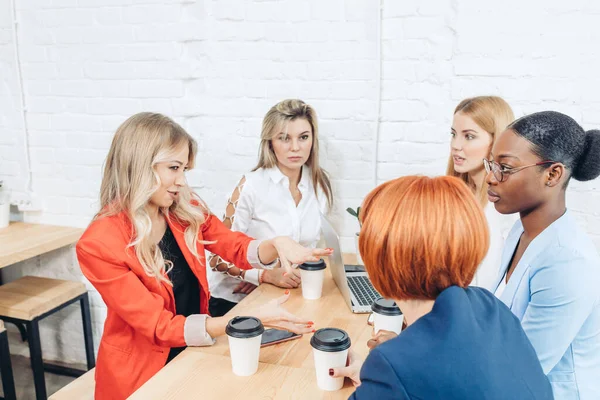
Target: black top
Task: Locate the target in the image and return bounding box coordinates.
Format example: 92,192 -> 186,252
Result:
159,225 -> 201,364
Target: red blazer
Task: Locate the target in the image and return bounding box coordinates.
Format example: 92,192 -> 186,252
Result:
76,210 -> 253,400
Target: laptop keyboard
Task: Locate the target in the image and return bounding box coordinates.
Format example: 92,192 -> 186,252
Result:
347,275 -> 381,307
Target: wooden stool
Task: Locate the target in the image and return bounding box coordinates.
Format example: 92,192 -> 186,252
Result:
0,321 -> 16,400
48,368 -> 95,400
0,276 -> 95,400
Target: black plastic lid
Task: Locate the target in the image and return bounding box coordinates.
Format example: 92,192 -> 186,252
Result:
225,316 -> 265,339
310,328 -> 351,352
371,298 -> 402,316
299,259 -> 326,271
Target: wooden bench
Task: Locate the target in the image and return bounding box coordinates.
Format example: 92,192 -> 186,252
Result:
0,276 -> 95,400
49,368 -> 95,400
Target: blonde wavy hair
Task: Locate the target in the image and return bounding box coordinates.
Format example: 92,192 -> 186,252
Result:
253,99 -> 333,209
446,96 -> 515,207
97,112 -> 210,285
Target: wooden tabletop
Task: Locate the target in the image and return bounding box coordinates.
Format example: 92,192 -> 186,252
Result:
0,222 -> 84,269
131,254 -> 374,399
130,352 -> 354,400
48,368 -> 95,400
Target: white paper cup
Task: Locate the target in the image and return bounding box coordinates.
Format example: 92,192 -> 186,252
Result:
310,328 -> 351,391
299,259 -> 326,300
226,316 -> 264,377
371,298 -> 403,335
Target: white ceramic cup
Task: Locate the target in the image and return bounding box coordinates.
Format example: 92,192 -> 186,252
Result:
371,298 -> 403,335
299,259 -> 326,300
310,328 -> 351,391
0,202 -> 9,229
0,189 -> 10,229
226,316 -> 264,377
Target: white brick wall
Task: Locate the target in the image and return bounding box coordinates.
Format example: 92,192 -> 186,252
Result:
1,0 -> 599,365
0,0 -> 26,192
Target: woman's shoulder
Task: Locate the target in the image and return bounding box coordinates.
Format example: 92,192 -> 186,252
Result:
530,212 -> 600,269
535,238 -> 600,285
421,287 -> 523,343
238,168 -> 271,190
556,212 -> 600,255
78,212 -> 131,251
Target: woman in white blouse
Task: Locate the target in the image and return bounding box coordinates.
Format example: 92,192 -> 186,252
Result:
208,99 -> 333,317
446,96 -> 518,291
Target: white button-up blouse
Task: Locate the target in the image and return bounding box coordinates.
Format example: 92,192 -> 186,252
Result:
208,166 -> 328,303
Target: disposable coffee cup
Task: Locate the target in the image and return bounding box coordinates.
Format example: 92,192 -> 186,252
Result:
299,259 -> 326,300
226,316 -> 265,376
310,328 -> 351,391
371,298 -> 403,335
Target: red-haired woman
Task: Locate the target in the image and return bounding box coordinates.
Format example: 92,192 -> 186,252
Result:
334,176 -> 551,400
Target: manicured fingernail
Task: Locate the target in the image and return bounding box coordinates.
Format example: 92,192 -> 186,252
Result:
329,368 -> 334,376
285,289 -> 290,295
308,321 -> 314,325
312,329 -> 316,332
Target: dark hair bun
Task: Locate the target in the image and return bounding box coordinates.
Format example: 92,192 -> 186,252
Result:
573,130 -> 600,181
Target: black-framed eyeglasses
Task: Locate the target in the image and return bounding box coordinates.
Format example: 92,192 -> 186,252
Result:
483,159 -> 558,182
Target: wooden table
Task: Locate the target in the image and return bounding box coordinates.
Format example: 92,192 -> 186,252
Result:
0,222 -> 84,269
130,254 -> 373,399
0,221 -> 85,342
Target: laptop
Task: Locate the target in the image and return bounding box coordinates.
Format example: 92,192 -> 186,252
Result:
320,214 -> 381,313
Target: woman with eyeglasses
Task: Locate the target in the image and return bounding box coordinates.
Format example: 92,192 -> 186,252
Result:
447,96 -> 517,290
485,111 -> 600,399
332,176 -> 552,399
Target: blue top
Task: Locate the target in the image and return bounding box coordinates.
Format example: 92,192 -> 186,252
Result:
350,286 -> 552,400
493,210 -> 600,400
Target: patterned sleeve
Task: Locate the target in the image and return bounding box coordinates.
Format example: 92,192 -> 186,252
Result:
207,176 -> 252,280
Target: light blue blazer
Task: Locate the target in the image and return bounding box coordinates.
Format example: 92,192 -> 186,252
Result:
493,210 -> 600,400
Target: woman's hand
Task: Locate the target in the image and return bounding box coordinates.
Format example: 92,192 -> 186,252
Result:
367,329 -> 397,350
249,291 -> 314,334
263,267 -> 301,289
331,350 -> 363,387
272,236 -> 333,274
232,281 -> 257,295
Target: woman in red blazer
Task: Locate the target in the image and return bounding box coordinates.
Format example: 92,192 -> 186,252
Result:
76,112 -> 331,400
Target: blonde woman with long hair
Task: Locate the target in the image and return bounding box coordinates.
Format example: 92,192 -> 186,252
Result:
76,112 -> 330,400
208,99 -> 333,316
447,96 -> 517,290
